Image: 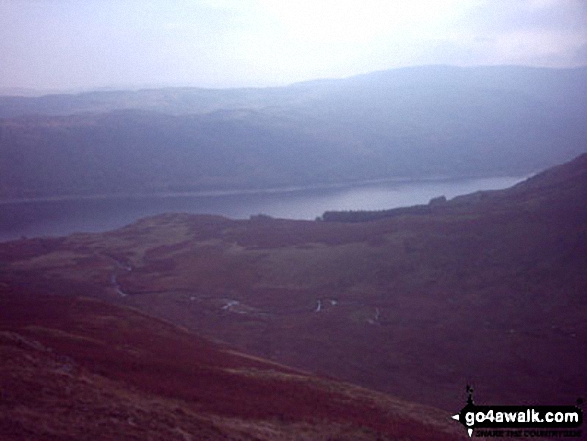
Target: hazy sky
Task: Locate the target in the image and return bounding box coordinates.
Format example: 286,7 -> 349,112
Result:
1,0 -> 586,91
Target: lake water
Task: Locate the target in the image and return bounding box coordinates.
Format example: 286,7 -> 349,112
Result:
0,176 -> 524,242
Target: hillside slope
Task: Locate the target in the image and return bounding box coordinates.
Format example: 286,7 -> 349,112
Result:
1,154 -> 586,415
0,289 -> 461,441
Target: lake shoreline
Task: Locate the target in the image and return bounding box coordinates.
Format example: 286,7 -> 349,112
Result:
0,172 -> 531,206
0,175 -> 527,243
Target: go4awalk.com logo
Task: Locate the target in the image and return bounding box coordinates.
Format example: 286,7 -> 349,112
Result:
452,386 -> 583,438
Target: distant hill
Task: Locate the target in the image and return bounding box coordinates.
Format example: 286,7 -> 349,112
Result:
2,153 -> 585,416
0,65 -> 586,200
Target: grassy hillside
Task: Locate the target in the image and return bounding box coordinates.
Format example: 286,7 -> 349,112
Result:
0,289 -> 463,440
1,154 -> 585,418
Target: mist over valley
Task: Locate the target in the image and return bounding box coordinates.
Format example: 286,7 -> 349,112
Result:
2,64 -> 587,439
2,1 -> 587,437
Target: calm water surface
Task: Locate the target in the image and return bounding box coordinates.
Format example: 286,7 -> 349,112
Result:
0,176 -> 524,242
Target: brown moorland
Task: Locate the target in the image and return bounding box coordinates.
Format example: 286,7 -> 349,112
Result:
1,153 -> 586,421
0,288 -> 462,440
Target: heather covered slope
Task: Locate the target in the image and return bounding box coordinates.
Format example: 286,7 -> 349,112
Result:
1,154 -> 586,416
0,290 -> 461,441
1,66 -> 586,200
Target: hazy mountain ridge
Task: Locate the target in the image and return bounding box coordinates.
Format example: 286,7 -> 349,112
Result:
2,154 -> 585,416
2,66 -> 585,117
1,66 -> 586,200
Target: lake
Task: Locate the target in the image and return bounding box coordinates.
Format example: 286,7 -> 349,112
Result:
0,176 -> 524,242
